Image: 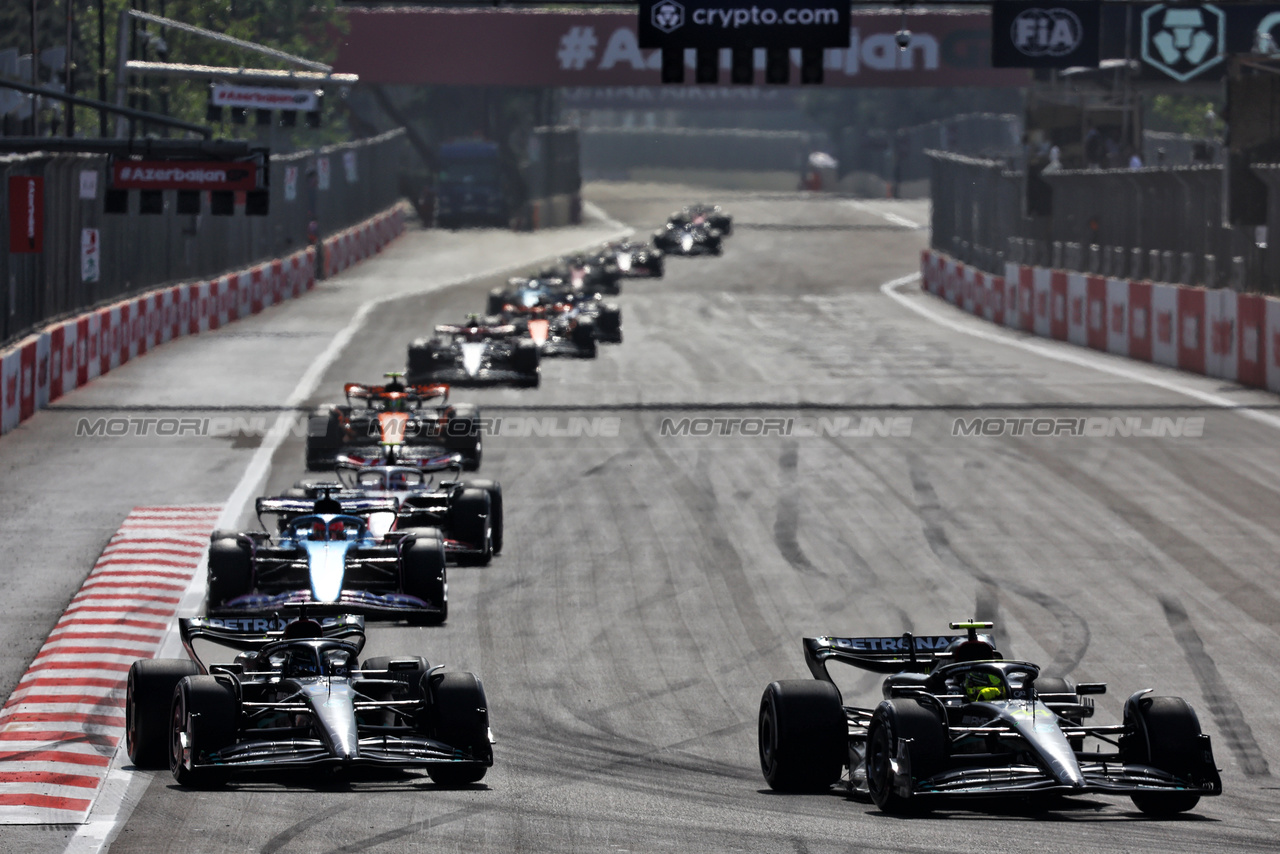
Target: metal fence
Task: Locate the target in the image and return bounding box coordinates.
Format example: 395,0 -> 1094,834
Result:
930,149 -> 1272,292
1,129 -> 408,347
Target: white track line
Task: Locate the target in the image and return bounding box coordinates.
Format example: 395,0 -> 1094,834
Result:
64,218 -> 633,854
881,272 -> 1280,433
844,200 -> 925,230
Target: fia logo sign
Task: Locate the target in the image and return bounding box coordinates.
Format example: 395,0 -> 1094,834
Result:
1011,7 -> 1085,57
1142,4 -> 1225,82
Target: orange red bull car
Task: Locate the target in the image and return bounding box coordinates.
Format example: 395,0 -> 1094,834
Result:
305,373 -> 483,471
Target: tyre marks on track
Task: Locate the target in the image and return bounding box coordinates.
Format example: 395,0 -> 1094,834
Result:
1160,597 -> 1271,777
0,505 -> 218,824
908,464 -> 1091,675
773,444 -> 824,578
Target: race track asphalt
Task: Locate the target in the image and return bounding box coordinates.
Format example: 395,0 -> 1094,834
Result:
3,183 -> 1279,853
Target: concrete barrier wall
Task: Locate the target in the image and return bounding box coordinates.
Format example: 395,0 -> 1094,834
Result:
921,248 -> 1280,393
0,201 -> 409,437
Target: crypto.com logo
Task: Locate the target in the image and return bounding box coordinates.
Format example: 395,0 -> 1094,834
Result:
652,0 -> 685,33
1141,4 -> 1225,82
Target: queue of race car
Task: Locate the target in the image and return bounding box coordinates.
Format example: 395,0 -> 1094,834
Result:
407,204 -> 732,387
120,204 -> 732,791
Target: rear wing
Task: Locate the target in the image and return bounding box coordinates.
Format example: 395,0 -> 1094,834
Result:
179,614 -> 366,667
435,323 -> 518,337
803,634 -> 974,679
255,495 -> 399,517
335,449 -> 463,471
344,382 -> 450,406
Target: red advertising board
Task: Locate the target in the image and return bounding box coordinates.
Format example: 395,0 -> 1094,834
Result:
334,8 -> 1028,87
8,175 -> 44,253
111,160 -> 259,191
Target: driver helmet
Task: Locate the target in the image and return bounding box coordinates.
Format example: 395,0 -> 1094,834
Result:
964,670 -> 1006,703
389,471 -> 411,490
286,649 -> 321,678
465,313 -> 482,328
385,395 -> 407,413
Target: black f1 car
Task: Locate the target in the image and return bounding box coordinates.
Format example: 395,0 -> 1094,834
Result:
487,278 -> 622,354
305,373 -> 482,471
608,241 -> 664,278
675,203 -> 732,235
652,221 -> 723,256
407,317 -> 540,388
758,621 -> 1222,815
125,614 -> 493,787
542,253 -> 622,296
206,491 -> 448,623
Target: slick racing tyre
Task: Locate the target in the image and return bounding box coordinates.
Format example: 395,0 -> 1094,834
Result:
486,289 -> 507,316
866,699 -> 947,813
449,488 -> 492,566
170,676 -> 237,788
207,536 -> 252,614
443,403 -> 483,470
571,319 -> 598,358
512,340 -> 540,382
426,672 -> 492,786
305,406 -> 347,470
758,680 -> 845,793
1123,696 -> 1206,815
596,304 -> 622,343
407,339 -> 439,384
127,659 -> 201,768
403,533 -> 448,625
462,479 -> 503,554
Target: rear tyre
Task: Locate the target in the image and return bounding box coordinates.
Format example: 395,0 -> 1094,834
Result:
305,407 -> 345,470
758,680 -> 845,793
462,479 -> 503,555
512,340 -> 540,381
407,339 -> 438,384
444,404 -> 482,471
170,676 -> 236,788
207,537 -> 252,613
486,290 -> 507,316
866,699 -> 947,813
449,488 -> 492,566
127,659 -> 201,769
403,535 -> 448,624
572,320 -> 598,358
426,672 -> 491,786
1124,696 -> 1205,815
596,304 -> 622,343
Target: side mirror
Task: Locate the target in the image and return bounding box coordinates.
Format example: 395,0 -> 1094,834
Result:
1076,683 -> 1107,695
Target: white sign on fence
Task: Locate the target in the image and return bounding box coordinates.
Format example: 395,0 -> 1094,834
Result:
343,151 -> 358,183
284,165 -> 298,201
79,170 -> 98,200
81,228 -> 100,283
316,156 -> 330,190
211,84 -> 319,112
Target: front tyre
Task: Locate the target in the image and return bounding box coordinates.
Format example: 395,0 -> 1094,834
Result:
426,672 -> 492,786
865,699 -> 947,813
758,680 -> 845,792
1124,696 -> 1206,815
169,676 -> 236,788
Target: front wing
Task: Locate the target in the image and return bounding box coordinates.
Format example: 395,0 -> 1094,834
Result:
200,733 -> 491,773
214,589 -> 444,621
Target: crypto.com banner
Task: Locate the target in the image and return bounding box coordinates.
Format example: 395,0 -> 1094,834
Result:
637,0 -> 850,49
334,8 -> 1027,88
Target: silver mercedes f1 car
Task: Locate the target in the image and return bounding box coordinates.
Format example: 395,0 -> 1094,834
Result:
125,614 -> 494,788
758,621 -> 1222,815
